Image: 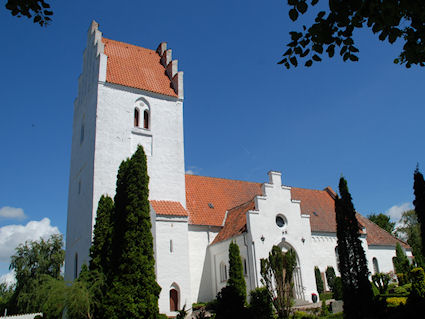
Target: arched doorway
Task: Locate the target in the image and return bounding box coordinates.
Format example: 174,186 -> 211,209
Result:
278,241 -> 305,300
169,283 -> 180,312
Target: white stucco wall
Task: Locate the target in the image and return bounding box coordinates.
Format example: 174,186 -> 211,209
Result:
65,22 -> 104,281
155,215 -> 191,316
246,171 -> 318,302
188,225 -> 220,303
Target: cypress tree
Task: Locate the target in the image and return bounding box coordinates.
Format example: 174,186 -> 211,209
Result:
413,166 -> 425,257
89,195 -> 114,274
314,266 -> 324,294
227,241 -> 246,303
335,177 -> 373,319
325,266 -> 336,292
104,145 -> 161,319
393,242 -> 410,275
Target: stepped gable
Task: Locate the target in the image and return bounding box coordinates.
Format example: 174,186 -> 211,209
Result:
150,200 -> 188,217
185,174 -> 408,248
102,38 -> 178,97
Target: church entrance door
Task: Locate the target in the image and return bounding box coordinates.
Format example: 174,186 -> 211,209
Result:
170,288 -> 179,312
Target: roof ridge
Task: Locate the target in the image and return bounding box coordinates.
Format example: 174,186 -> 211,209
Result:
359,214 -> 410,247
102,37 -> 156,52
227,197 -> 256,213
185,174 -> 262,185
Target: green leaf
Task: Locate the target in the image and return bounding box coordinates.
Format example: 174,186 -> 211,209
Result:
349,54 -> 358,62
311,0 -> 319,5
326,45 -> 335,57
283,49 -> 292,56
312,54 -> 321,62
305,60 -> 313,67
297,1 -> 308,14
290,56 -> 298,67
289,9 -> 299,21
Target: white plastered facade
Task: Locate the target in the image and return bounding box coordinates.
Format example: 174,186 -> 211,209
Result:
65,22 -> 411,316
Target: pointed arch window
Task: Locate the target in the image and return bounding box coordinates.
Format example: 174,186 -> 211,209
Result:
220,262 -> 228,282
134,108 -> 140,127
143,109 -> 149,129
373,257 -> 380,274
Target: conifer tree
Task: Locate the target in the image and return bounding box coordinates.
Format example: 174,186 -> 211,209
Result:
89,195 -> 114,274
413,166 -> 425,257
104,145 -> 160,319
314,266 -> 324,294
393,242 -> 410,275
227,241 -> 246,303
335,177 -> 373,319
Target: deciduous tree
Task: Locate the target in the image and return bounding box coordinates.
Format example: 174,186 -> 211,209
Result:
413,166 -> 425,258
368,213 -> 395,234
5,0 -> 53,26
279,0 -> 425,68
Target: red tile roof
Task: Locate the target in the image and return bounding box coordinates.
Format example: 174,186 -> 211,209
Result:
185,175 -> 262,226
185,174 -> 407,248
102,38 -> 178,97
150,200 -> 188,217
211,200 -> 255,245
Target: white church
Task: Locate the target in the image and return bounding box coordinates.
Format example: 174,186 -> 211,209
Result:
65,21 -> 412,316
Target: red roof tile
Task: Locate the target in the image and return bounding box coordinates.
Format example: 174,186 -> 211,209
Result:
150,200 -> 188,217
186,175 -> 407,248
211,200 -> 255,244
102,38 -> 178,97
185,175 -> 261,226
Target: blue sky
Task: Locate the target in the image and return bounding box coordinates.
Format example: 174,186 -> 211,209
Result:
0,0 -> 423,280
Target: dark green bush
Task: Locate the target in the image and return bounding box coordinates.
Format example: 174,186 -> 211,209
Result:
157,314 -> 168,319
215,285 -> 246,319
314,266 -> 324,294
397,272 -> 408,285
408,267 -> 425,304
248,287 -> 273,319
325,267 -> 336,292
192,302 -> 207,310
372,272 -> 391,294
332,277 -> 343,300
319,292 -> 332,301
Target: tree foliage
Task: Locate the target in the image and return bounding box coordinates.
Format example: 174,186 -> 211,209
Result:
371,272 -> 390,294
413,166 -> 425,258
325,266 -> 336,292
335,177 -> 373,318
8,234 -> 64,314
260,246 -> 297,319
393,242 -> 411,275
408,267 -> 425,304
249,287 -> 274,319
314,266 -> 324,294
103,145 -> 160,319
227,241 -> 246,303
5,0 -> 53,26
368,213 -> 395,234
89,195 -> 114,274
396,210 -> 425,268
279,0 -> 425,69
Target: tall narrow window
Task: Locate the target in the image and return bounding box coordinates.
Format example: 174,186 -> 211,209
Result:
74,253 -> 78,279
134,108 -> 140,127
170,239 -> 173,253
143,110 -> 149,129
373,257 -> 379,274
220,262 -> 228,282
243,258 -> 248,276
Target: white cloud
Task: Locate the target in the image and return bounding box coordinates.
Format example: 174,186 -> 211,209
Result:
0,218 -> 60,263
185,166 -> 202,175
185,169 -> 195,174
0,206 -> 26,220
0,270 -> 16,288
385,202 -> 413,221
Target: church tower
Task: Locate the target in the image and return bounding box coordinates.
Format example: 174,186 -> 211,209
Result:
65,21 -> 190,313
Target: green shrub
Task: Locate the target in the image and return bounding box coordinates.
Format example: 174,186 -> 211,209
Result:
192,302 -> 207,311
408,267 -> 425,304
319,292 -> 333,301
157,314 -> 168,319
292,311 -> 315,319
248,287 -> 273,319
386,297 -> 407,307
397,272 -> 407,285
325,267 -> 336,292
394,283 -> 411,295
372,272 -> 391,294
314,266 -> 324,294
320,300 -> 330,316
332,277 -> 343,300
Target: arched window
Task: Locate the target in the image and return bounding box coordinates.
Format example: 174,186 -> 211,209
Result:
134,108 -> 140,127
74,253 -> 78,279
243,258 -> 247,276
220,262 -> 228,282
373,257 -> 380,274
335,246 -> 340,272
170,288 -> 179,312
143,109 -> 149,129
